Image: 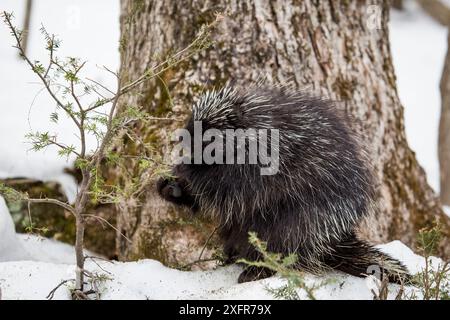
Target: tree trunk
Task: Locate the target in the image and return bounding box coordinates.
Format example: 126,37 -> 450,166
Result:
417,0 -> 450,26
115,0 -> 450,266
440,29 -> 450,206
20,0 -> 33,55
391,0 -> 403,11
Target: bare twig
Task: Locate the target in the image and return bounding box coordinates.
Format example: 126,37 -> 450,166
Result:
46,279 -> 74,300
198,227 -> 218,261
86,77 -> 115,95
181,258 -> 220,270
83,213 -> 132,243
84,255 -> 113,276
417,0 -> 450,26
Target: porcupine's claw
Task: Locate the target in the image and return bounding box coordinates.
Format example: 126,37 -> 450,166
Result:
238,267 -> 275,283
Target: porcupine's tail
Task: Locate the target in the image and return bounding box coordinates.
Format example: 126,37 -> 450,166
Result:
323,232 -> 410,284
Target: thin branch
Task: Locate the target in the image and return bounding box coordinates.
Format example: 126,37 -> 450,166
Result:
85,77 -> 115,95
26,197 -> 75,214
90,77 -> 122,164
102,65 -> 119,78
20,0 -> 33,55
46,138 -> 81,157
84,255 -> 113,275
181,258 -> 220,270
43,34 -> 55,78
89,86 -> 107,100
156,74 -> 174,108
46,279 -> 74,300
198,227 -> 218,261
3,12 -> 81,129
83,213 -> 132,243
70,60 -> 87,113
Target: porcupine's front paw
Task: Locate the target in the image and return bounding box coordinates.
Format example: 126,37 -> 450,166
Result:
238,266 -> 275,283
156,177 -> 199,211
157,178 -> 183,202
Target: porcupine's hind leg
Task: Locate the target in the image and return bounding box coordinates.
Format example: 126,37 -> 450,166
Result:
219,226 -> 240,265
323,232 -> 410,284
236,241 -> 275,284
219,225 -> 275,283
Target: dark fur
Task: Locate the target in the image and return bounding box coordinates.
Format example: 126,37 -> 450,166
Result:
157,85 -> 409,283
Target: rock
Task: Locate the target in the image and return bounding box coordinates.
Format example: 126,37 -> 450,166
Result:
0,177 -> 117,259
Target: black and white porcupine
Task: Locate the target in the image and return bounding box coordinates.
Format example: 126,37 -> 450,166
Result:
157,85 -> 409,283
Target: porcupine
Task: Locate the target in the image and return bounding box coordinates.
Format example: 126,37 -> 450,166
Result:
157,85 -> 409,283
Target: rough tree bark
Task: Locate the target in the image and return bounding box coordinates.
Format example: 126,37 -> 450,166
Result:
114,0 -> 450,265
440,30 -> 450,206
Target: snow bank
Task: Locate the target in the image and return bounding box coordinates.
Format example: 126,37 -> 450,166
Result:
0,241 -> 434,300
0,196 -> 79,264
0,197 -> 26,261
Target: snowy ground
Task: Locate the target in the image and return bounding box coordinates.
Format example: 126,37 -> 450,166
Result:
0,195 -> 443,300
0,1 -> 449,300
0,254 -> 428,300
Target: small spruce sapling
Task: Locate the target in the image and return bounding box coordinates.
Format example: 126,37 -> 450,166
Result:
238,232 -> 326,300
413,224 -> 450,300
0,11 -> 220,299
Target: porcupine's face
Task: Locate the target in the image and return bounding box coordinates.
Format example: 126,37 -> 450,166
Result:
157,88 -> 243,211
175,86 -> 242,169
157,89 -> 240,216
179,90 -> 232,163
163,86 -> 280,218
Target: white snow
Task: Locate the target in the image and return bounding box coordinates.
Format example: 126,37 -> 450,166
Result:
0,197 -> 25,261
445,206 -> 450,218
0,247 -> 427,300
0,259 -> 411,300
0,241 -> 439,300
0,1 -> 449,300
0,195 -> 446,300
390,1 -> 448,192
0,196 -> 77,264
